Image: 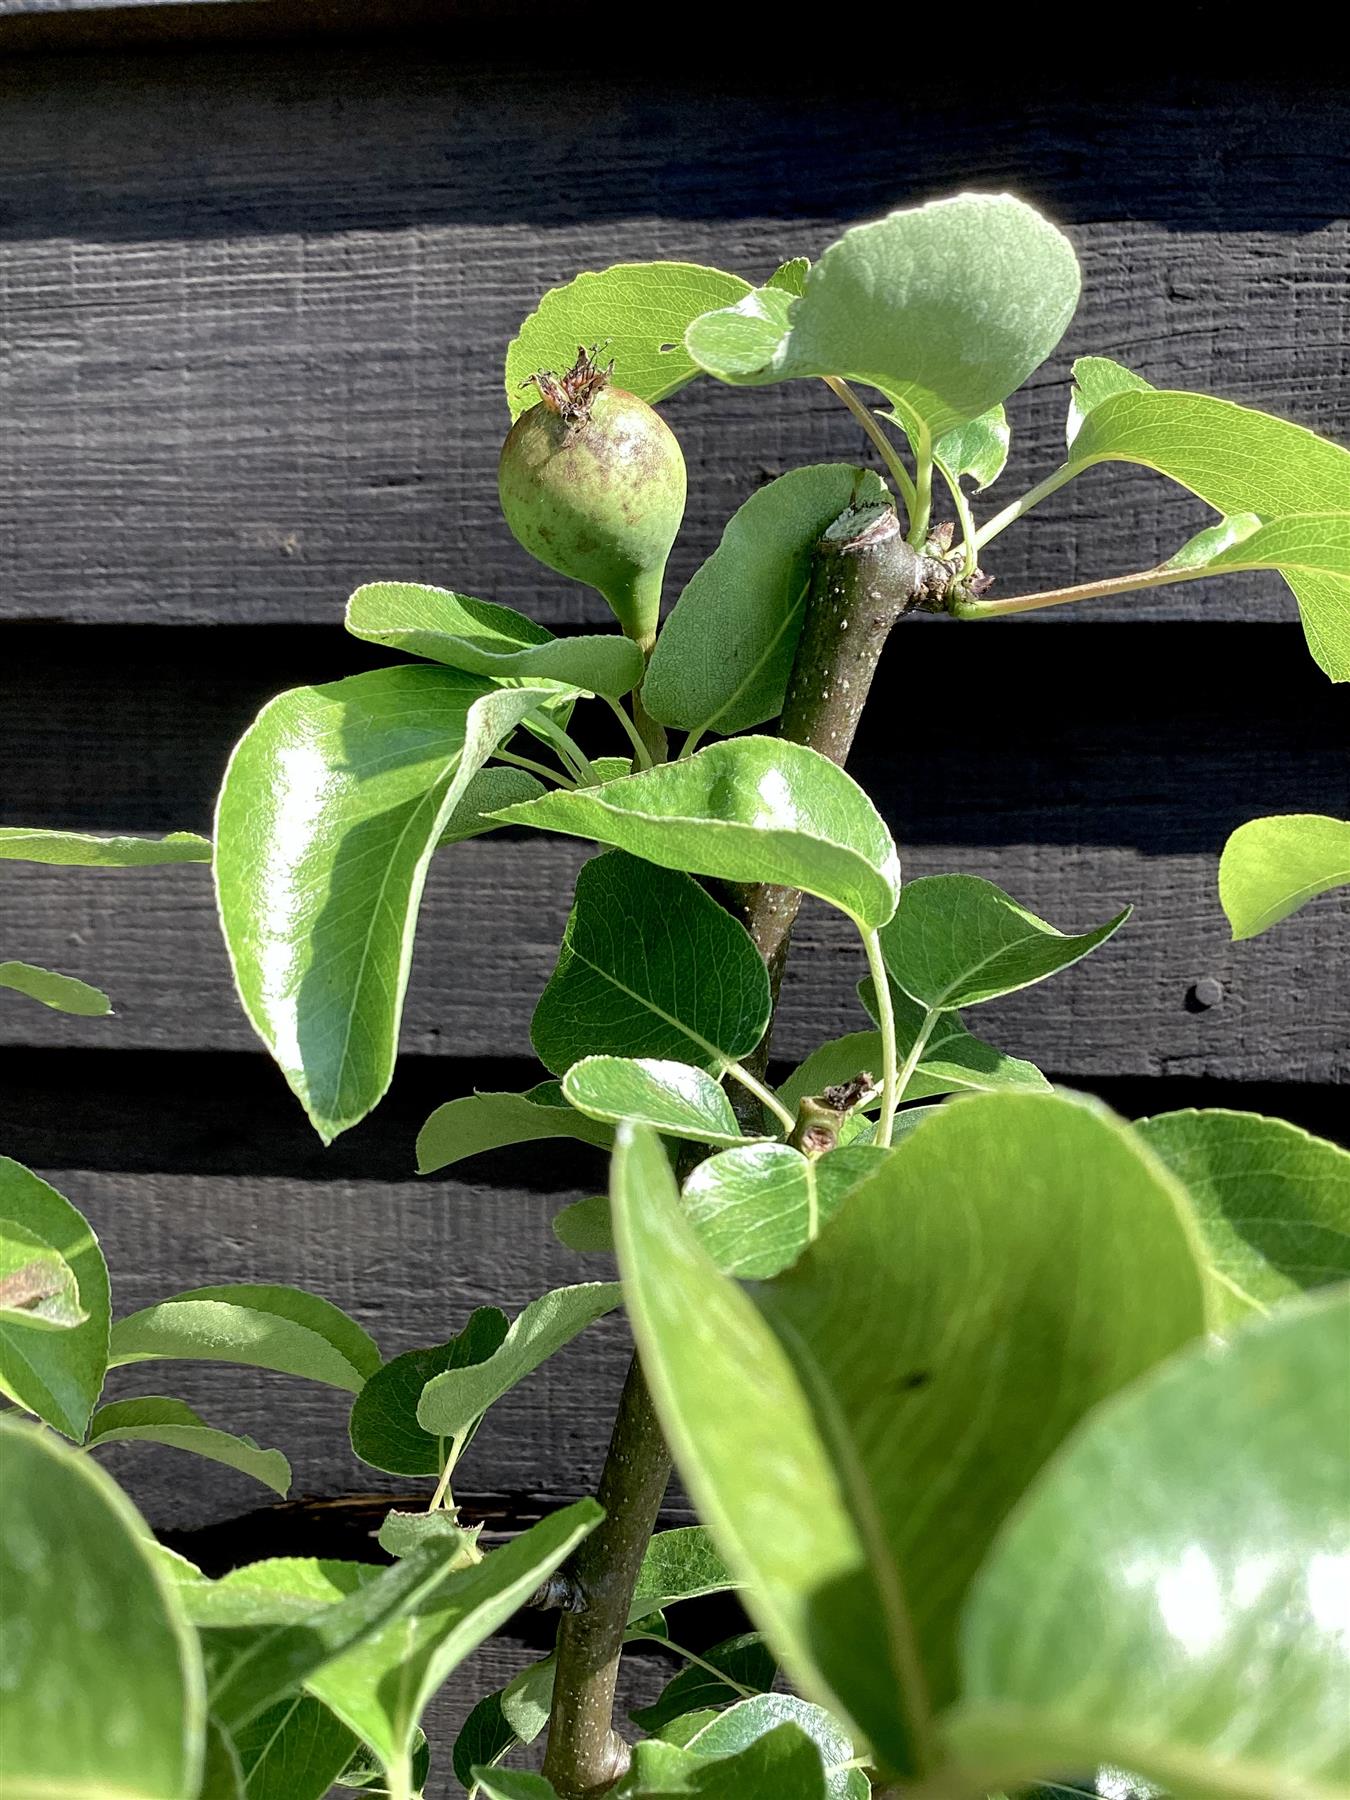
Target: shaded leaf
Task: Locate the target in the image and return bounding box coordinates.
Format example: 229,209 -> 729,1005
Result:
616,1720 -> 831,1797
880,874 -> 1129,1009
215,666 -> 580,1141
0,958 -> 112,1017
350,1307 -> 509,1475
110,1282 -> 381,1393
416,1081 -> 613,1175
505,262 -> 752,418
229,1695 -> 360,1800
643,466 -> 887,737
631,1632 -> 777,1732
532,851 -> 771,1076
336,1730 -> 431,1794
88,1396 -> 292,1495
201,1716 -> 246,1798
495,738 -> 901,930
950,1292 -> 1350,1800
0,1157 -> 109,1438
1136,1108 -> 1350,1325
0,826 -> 211,865
563,1056 -> 767,1147
682,1143 -> 886,1278
688,1694 -> 867,1800
552,1193 -> 615,1254
686,195 -> 1080,445
346,582 -> 644,698
473,1771 -> 562,1800
438,768 -> 546,848
0,1418 -> 206,1798
417,1283 -> 621,1441
613,1092 -> 1208,1774
1218,812 -> 1350,939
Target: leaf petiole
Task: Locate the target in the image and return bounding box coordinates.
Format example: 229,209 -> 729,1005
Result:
861,928 -> 902,1148
936,459 -> 980,580
625,1628 -> 761,1700
971,459 -> 1081,552
529,714 -> 600,787
493,748 -> 578,790
822,377 -> 918,523
602,693 -> 655,771
908,436 -> 935,549
723,1062 -> 797,1137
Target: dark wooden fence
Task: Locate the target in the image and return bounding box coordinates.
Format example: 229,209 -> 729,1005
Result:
2,0 -> 1346,1750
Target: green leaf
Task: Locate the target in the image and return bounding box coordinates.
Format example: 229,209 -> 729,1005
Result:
532,851 -> 771,1076
563,1056 -> 767,1147
350,1307 -> 509,1476
197,1544 -> 472,1739
375,1509 -> 481,1562
654,1711 -> 723,1748
416,1283 -> 621,1441
87,1396 -> 291,1494
880,874 -> 1129,1010
1218,812 -> 1350,939
473,1771 -> 562,1800
1065,354 -> 1153,447
686,195 -> 1080,444
505,262 -> 753,419
1156,511 -> 1263,571
616,1721 -> 831,1798
0,1216 -> 87,1330
416,1080 -> 613,1175
336,1730 -> 431,1794
630,1526 -> 739,1622
0,1157 -> 109,1438
933,405 -> 1011,492
110,1283 -> 381,1393
346,582 -> 644,698
215,665 -> 581,1141
766,257 -> 811,297
682,1143 -> 886,1278
631,1633 -> 777,1733
643,466 -> 888,738
552,1193 -> 614,1254
0,958 -> 112,1017
0,826 -> 212,865
438,768 -> 546,848
227,1697 -> 360,1800
311,1504 -> 601,1794
0,1417 -> 206,1798
688,1694 -> 867,1800
613,1092 -> 1208,1776
949,1291 -> 1350,1800
1065,385 -> 1350,680
1160,511 -> 1350,583
494,738 -> 901,930
454,1687 -> 520,1790
1135,1109 -> 1350,1326
201,1715 -> 246,1798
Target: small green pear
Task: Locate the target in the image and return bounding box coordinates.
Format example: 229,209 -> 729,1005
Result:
499,349 -> 686,652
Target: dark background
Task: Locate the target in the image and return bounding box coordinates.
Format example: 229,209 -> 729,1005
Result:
1,0 -> 1347,1757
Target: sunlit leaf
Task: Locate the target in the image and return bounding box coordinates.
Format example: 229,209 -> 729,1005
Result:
110,1283 -> 381,1393
87,1395 -> 291,1495
1218,812 -> 1350,939
350,1307 -> 509,1475
0,826 -> 211,865
416,1080 -> 613,1175
563,1056 -> 768,1147
0,958 -> 112,1017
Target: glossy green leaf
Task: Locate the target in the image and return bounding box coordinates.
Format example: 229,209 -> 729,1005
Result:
686,195 -> 1080,444
631,1633 -> 777,1733
0,1157 -> 109,1438
631,1526 -> 738,1621
229,1697 -> 360,1800
505,261 -> 752,418
617,1720 -> 831,1798
643,466 -> 888,737
416,1283 -> 621,1440
1136,1109 -> 1350,1326
215,665 -> 580,1141
88,1395 -> 291,1494
950,1291 -> 1350,1799
933,404 -> 1012,491
682,1143 -> 886,1278
0,1216 -> 87,1330
688,1694 -> 866,1800
346,582 -> 644,698
613,1092 -> 1208,1775
880,874 -> 1129,1009
532,851 -> 771,1076
0,826 -> 211,865
1065,384 -> 1350,680
0,958 -> 112,1017
552,1192 -> 615,1253
1218,812 -> 1350,939
350,1307 -> 509,1475
110,1283 -> 381,1393
416,1080 -> 613,1175
563,1056 -> 766,1147
0,1418 -> 206,1798
495,737 -> 901,929
1065,354 -> 1152,447
438,767 -> 545,847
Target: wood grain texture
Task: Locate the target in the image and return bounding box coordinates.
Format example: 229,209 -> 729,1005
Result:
0,48 -> 1345,626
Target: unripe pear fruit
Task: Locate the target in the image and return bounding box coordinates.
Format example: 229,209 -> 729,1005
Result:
499,348 -> 686,652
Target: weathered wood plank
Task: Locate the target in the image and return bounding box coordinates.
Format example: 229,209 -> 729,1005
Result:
3,838 -> 1346,1080
0,49 -> 1345,625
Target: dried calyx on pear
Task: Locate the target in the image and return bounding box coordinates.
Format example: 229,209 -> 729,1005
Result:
498,346 -> 686,653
